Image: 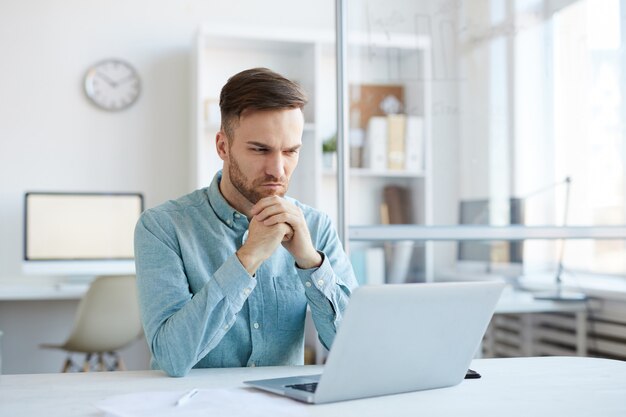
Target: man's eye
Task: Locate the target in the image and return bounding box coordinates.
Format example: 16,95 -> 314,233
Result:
251,147 -> 268,153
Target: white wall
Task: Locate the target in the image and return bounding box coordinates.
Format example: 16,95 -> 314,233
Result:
0,0 -> 335,282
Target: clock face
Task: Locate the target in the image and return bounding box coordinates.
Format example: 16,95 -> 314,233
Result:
84,59 -> 141,111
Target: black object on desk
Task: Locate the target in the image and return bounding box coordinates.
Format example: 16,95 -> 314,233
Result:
465,369 -> 481,379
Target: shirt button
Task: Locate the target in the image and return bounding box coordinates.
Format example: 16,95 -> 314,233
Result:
249,362 -> 256,367
317,279 -> 324,286
223,324 -> 229,330
234,213 -> 240,218
243,288 -> 251,296
305,281 -> 312,288
253,322 -> 259,329
226,220 -> 232,226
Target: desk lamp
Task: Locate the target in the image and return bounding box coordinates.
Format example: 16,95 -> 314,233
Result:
533,177 -> 587,302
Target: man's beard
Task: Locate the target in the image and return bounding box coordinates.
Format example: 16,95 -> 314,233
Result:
228,153 -> 289,204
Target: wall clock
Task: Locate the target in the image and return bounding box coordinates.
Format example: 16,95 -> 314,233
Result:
84,59 -> 141,111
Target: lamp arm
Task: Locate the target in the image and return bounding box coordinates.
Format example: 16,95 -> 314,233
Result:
555,176 -> 572,288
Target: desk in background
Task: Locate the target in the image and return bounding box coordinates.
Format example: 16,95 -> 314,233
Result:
0,280 -> 89,301
488,288 -> 589,356
0,357 -> 625,417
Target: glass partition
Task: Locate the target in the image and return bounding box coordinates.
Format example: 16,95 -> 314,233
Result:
334,0 -> 626,283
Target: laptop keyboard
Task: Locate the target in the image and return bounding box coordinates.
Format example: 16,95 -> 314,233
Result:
285,369 -> 478,394
286,382 -> 318,393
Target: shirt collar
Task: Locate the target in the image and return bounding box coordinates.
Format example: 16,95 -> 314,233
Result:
207,170 -> 248,229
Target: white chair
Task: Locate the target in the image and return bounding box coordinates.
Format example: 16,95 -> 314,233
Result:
41,275 -> 143,372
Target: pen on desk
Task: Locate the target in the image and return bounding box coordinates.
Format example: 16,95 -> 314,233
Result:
175,388 -> 199,407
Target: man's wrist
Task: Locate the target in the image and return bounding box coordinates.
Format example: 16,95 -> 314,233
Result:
236,247 -> 263,276
295,251 -> 323,270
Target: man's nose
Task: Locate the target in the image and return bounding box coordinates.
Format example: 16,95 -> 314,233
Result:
265,153 -> 285,179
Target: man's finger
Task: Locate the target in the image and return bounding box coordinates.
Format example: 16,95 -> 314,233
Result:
250,195 -> 283,215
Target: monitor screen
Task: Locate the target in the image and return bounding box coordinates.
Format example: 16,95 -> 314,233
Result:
24,192 -> 143,273
458,198 -> 524,266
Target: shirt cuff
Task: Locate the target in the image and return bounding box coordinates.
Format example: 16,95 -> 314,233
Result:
297,251 -> 335,296
212,254 -> 257,309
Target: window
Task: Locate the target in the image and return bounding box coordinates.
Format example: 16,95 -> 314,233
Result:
456,0 -> 626,276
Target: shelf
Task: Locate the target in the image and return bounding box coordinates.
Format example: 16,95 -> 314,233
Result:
348,225 -> 626,241
322,168 -> 425,178
204,122 -> 316,134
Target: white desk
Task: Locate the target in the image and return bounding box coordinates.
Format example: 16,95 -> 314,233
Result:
0,277 -> 90,301
0,357 -> 624,417
0,282 -> 89,301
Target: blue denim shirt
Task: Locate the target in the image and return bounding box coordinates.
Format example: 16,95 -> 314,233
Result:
134,171 -> 358,377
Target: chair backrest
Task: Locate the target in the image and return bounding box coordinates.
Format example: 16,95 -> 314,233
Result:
63,275 -> 142,353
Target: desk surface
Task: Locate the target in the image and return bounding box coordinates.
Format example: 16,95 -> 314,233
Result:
494,288 -> 588,314
1,357 -> 625,417
0,278 -> 90,301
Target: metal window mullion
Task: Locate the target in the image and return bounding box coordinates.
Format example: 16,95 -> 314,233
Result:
336,0 -> 350,253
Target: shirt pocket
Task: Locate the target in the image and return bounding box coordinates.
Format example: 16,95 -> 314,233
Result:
273,275 -> 307,331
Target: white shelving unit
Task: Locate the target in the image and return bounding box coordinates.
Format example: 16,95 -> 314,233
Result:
340,28 -> 434,283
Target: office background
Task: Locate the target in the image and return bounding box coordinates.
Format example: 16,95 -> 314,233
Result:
2,0 -> 626,374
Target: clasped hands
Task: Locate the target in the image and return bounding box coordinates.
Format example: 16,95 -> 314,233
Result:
236,196 -> 322,275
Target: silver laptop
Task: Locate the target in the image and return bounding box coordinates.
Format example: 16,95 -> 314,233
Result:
244,281 -> 505,404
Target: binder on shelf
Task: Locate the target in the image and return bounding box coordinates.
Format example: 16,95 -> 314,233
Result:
365,247 -> 385,285
382,185 -> 414,284
387,114 -> 406,171
350,247 -> 385,285
364,116 -> 388,171
405,116 -> 424,173
350,250 -> 367,285
350,84 -> 404,128
350,128 -> 365,168
383,185 -> 413,224
387,241 -> 414,284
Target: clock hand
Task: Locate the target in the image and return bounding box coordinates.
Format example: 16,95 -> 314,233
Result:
96,72 -> 118,88
116,74 -> 138,85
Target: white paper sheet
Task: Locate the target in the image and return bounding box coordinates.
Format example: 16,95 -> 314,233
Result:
95,388 -> 309,417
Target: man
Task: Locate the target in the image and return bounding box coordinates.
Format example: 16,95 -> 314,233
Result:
134,67 -> 358,377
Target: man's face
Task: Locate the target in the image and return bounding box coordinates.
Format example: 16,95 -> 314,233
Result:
219,108 -> 303,205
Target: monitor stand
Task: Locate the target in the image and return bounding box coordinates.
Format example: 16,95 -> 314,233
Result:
53,275 -> 96,291
533,259 -> 587,302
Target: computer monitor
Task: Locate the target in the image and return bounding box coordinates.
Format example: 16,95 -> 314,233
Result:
458,198 -> 524,274
23,192 -> 143,276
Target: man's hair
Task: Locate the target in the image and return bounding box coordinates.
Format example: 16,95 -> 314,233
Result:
219,67 -> 308,139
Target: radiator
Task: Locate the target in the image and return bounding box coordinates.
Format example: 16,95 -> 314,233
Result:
483,297 -> 626,360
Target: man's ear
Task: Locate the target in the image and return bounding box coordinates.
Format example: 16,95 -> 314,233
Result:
216,131 -> 229,161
